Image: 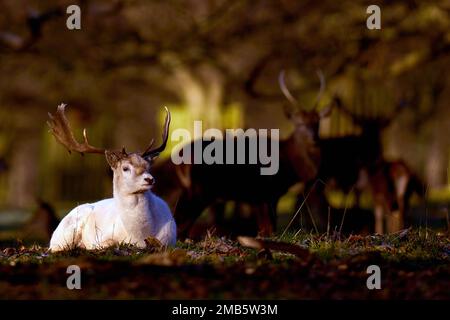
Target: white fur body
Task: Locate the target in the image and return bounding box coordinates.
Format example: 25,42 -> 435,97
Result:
50,192 -> 176,251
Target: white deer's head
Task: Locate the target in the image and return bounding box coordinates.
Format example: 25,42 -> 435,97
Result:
47,104 -> 171,195
107,152 -> 155,195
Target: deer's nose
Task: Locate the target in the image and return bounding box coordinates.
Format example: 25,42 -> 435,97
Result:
144,176 -> 155,185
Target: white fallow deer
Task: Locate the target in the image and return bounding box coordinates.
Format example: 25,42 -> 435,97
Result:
48,104 -> 176,251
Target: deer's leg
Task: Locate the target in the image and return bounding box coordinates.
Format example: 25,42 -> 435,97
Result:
387,211 -> 401,233
382,200 -> 399,234
374,200 -> 384,234
210,200 -> 227,235
269,200 -> 278,233
354,188 -> 362,208
385,173 -> 409,233
394,174 -> 409,231
256,203 -> 274,237
245,203 -> 262,236
296,182 -> 327,232
307,183 -> 328,232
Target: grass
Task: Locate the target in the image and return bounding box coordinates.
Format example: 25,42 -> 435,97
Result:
0,228 -> 449,299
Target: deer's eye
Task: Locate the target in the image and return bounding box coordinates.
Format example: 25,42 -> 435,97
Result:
122,166 -> 130,172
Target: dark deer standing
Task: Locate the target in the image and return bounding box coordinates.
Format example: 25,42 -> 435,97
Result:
302,96 -> 423,234
152,158 -> 263,238
356,158 -> 424,234
170,71 -> 332,239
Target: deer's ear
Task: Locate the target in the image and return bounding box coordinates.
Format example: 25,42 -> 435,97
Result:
105,151 -> 121,169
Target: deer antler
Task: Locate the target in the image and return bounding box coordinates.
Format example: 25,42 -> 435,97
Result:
48,104 -> 171,159
278,70 -> 298,107
142,107 -> 171,158
47,104 -> 106,155
279,69 -> 326,110
311,69 -> 326,110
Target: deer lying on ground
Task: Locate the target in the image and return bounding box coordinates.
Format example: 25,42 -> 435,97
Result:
172,70 -> 332,239
48,104 -> 176,251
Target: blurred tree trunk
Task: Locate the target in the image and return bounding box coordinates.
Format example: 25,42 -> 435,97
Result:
425,87 -> 450,188
425,140 -> 447,188
425,125 -> 449,188
172,65 -> 223,129
7,129 -> 40,208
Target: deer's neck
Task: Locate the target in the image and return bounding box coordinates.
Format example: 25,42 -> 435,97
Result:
281,133 -> 320,182
113,184 -> 156,239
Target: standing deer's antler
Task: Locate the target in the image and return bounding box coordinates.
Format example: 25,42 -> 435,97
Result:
141,106 -> 171,159
278,70 -> 298,107
47,104 -> 106,155
279,69 -> 326,111
311,70 -> 326,110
